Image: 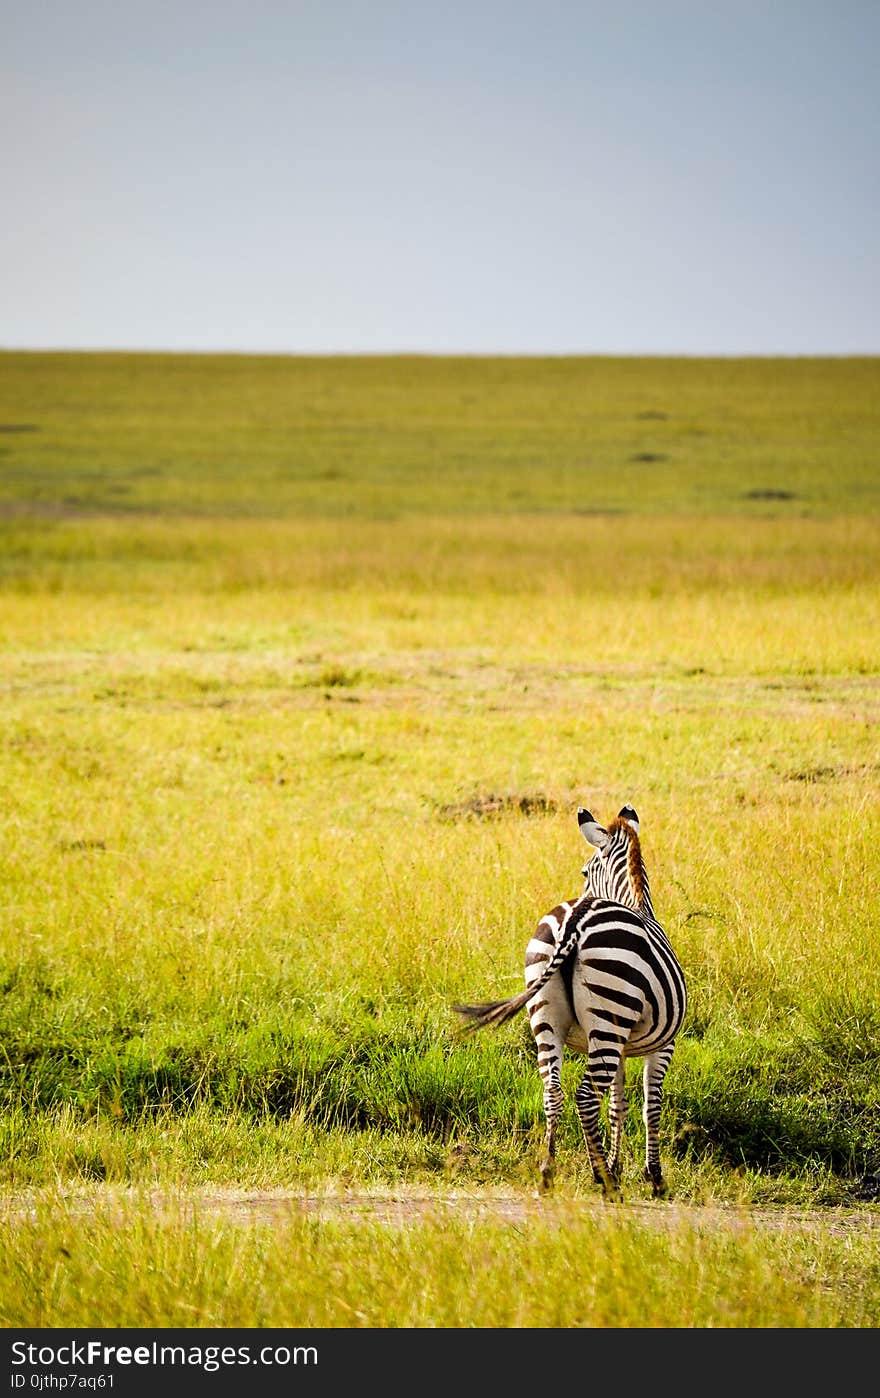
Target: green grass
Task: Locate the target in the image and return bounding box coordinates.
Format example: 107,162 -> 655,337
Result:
2,1192 -> 878,1328
2,350 -> 879,518
0,351 -> 878,1327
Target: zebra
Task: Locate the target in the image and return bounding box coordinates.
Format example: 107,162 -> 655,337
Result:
454,804 -> 687,1200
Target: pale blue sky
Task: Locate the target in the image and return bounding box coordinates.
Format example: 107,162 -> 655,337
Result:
2,1 -> 878,354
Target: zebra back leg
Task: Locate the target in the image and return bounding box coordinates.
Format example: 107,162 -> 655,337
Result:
641,1044 -> 675,1197
527,999 -> 568,1193
573,1045 -> 625,1202
605,1055 -> 628,1183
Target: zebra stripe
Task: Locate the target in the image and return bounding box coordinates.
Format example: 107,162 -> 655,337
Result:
454,803 -> 687,1200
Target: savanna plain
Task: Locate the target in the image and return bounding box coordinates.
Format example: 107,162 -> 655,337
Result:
0,352 -> 879,1328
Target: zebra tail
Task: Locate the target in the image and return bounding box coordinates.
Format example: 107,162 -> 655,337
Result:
452,988 -> 534,1033
453,904 -> 586,1035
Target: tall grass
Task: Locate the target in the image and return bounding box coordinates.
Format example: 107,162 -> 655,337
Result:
1,567 -> 877,1195
0,351 -> 878,1325
2,1192 -> 878,1328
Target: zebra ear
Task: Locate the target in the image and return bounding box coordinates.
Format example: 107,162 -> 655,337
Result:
578,807 -> 609,849
618,804 -> 640,835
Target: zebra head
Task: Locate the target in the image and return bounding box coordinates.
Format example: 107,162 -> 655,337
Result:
577,804 -> 649,911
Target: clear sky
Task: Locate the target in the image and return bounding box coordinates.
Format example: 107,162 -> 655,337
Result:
2,0 -> 878,355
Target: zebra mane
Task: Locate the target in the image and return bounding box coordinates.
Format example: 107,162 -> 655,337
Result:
606,816 -> 648,909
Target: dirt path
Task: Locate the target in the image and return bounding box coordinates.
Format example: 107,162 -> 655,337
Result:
178,1189 -> 880,1236
7,1186 -> 879,1237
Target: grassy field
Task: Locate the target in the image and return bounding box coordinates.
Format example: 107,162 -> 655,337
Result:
3,350 -> 879,519
0,351 -> 878,1329
2,1190 -> 878,1329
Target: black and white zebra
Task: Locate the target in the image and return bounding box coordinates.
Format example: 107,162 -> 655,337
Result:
454,804 -> 687,1200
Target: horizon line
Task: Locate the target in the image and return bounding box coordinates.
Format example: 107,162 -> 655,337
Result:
3,345 -> 879,361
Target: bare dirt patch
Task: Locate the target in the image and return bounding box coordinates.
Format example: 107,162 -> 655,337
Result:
436,792 -> 559,821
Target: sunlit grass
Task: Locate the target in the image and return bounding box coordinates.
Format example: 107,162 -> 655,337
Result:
1,1191 -> 877,1328
1,574 -> 877,1197
0,350 -> 878,1327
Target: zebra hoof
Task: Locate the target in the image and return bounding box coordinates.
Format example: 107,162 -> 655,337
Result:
643,1167 -> 668,1199
539,1163 -> 555,1193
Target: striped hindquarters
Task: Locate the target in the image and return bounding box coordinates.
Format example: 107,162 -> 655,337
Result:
574,899 -> 687,1053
